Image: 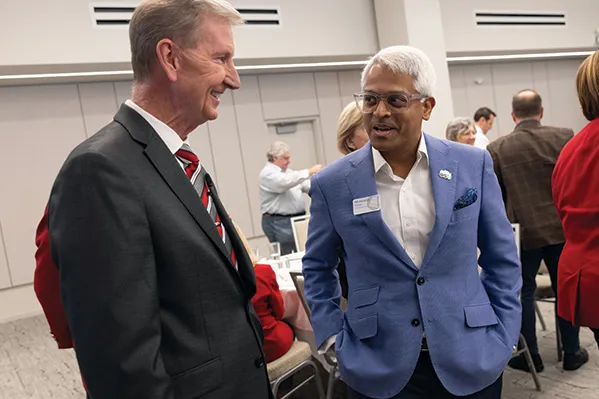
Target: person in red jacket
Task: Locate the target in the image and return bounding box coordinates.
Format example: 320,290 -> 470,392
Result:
552,50 -> 599,347
34,205 -> 74,349
234,224 -> 294,363
34,206 -> 86,390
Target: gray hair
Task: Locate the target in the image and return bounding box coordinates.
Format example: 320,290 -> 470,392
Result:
361,45 -> 436,96
446,117 -> 476,142
267,141 -> 290,162
130,0 -> 244,82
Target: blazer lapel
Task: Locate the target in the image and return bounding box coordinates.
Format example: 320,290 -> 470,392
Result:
114,105 -> 234,267
345,144 -> 417,271
422,134 -> 457,267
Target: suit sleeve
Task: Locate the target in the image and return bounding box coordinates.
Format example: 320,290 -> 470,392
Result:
301,174 -> 344,348
477,151 -> 523,347
266,267 -> 286,320
49,152 -> 174,399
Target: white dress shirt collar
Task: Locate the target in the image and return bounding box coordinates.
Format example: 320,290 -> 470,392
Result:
125,99 -> 187,154
372,134 -> 429,177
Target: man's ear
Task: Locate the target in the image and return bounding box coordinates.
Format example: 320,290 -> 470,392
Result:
422,97 -> 436,121
156,39 -> 180,82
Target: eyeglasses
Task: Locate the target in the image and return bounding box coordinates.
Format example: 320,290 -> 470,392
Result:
354,92 -> 428,114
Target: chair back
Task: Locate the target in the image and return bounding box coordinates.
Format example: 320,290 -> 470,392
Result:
289,271 -> 312,321
291,215 -> 310,253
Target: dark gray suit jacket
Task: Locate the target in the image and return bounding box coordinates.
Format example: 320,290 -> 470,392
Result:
487,120 -> 573,251
48,104 -> 271,399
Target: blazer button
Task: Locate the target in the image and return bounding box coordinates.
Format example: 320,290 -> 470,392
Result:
255,356 -> 265,368
411,318 -> 420,327
417,277 -> 425,285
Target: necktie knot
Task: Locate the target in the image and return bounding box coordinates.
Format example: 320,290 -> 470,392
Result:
175,144 -> 199,166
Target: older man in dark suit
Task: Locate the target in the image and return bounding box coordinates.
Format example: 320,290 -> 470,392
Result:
48,1 -> 271,398
487,89 -> 587,373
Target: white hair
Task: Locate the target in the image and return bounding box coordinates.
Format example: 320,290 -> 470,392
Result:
361,45 -> 436,96
267,141 -> 290,162
445,117 -> 475,142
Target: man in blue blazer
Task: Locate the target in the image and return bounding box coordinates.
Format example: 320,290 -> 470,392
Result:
302,45 -> 522,399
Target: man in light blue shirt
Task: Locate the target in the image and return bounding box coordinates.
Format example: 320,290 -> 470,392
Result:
259,141 -> 322,255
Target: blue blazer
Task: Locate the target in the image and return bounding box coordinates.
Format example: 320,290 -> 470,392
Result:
302,134 -> 522,398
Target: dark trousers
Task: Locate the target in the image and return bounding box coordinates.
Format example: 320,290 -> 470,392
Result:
594,329 -> 599,348
261,214 -> 296,255
520,243 -> 580,354
347,352 -> 502,399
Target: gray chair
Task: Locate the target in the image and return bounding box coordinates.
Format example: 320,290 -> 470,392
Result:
267,340 -> 325,399
290,271 -> 341,399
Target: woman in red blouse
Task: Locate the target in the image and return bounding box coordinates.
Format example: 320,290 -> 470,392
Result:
552,50 -> 599,346
235,225 -> 295,363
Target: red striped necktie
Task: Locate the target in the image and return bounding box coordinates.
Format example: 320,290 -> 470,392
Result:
175,144 -> 237,268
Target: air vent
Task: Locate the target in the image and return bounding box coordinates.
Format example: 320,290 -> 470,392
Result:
91,4 -> 281,27
92,5 -> 135,26
475,11 -> 566,26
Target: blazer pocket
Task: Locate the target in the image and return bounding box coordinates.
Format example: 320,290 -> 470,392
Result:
450,206 -> 475,224
352,286 -> 380,309
347,313 -> 378,340
464,303 -> 499,328
172,357 -> 223,399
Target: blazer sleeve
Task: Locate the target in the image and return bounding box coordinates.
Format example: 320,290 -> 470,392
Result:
477,151 -> 523,347
301,174 -> 344,348
265,267 -> 286,320
33,205 -> 74,349
49,151 -> 174,399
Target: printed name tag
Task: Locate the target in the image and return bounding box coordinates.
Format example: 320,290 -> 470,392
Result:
353,195 -> 381,215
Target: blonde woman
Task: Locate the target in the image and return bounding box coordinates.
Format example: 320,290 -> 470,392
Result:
234,224 -> 294,362
337,101 -> 369,155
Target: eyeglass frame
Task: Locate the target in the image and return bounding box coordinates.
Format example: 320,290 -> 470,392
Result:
353,92 -> 428,114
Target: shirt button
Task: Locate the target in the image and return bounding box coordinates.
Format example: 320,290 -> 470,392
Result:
411,319 -> 420,327
410,253 -> 416,260
406,221 -> 412,226
417,277 -> 425,285
402,187 -> 407,192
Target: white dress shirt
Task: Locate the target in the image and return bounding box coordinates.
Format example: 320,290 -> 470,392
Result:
319,136 -> 436,353
474,125 -> 490,149
372,137 -> 435,269
125,100 -> 192,170
259,163 -> 310,215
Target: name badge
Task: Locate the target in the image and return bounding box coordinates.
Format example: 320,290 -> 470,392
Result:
353,195 -> 381,215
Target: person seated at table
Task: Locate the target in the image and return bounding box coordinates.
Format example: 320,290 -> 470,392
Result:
235,223 -> 295,363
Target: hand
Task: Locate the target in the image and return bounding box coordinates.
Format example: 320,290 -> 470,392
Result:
309,164 -> 323,176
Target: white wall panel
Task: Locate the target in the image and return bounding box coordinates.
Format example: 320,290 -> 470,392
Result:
490,62 -> 534,137
205,91 -> 254,238
531,62 -> 554,126
232,76 -> 268,237
0,84 -> 87,285
448,65 -> 469,121
337,71 -> 362,110
258,73 -> 319,120
315,72 -> 344,164
461,64 -> 501,139
546,59 -> 587,133
78,82 -> 119,137
114,81 -> 132,105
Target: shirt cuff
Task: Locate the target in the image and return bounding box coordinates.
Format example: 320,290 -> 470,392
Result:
300,169 -> 310,179
317,335 -> 336,354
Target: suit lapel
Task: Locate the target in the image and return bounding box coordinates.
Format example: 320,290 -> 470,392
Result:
114,105 -> 234,268
422,134 -> 457,267
345,144 -> 417,271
